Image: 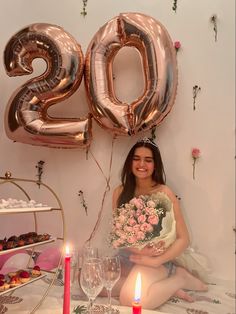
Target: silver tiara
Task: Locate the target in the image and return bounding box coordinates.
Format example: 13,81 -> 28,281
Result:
137,137 -> 158,148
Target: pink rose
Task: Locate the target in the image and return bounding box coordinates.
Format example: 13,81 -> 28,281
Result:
140,222 -> 153,233
137,214 -> 146,224
174,41 -> 181,49
145,207 -> 156,215
192,148 -> 201,159
148,215 -> 159,225
133,224 -> 140,232
124,225 -> 133,233
136,231 -> 145,240
128,218 -> 136,226
130,198 -> 144,210
127,235 -> 137,244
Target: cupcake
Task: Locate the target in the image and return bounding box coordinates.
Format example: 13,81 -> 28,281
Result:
19,271 -> 30,283
31,265 -> 41,277
9,275 -> 21,287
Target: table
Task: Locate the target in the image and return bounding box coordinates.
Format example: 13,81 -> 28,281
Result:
0,280 -> 171,314
0,279 -> 170,314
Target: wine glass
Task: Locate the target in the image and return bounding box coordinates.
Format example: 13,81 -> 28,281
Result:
102,255 -> 121,314
80,258 -> 104,314
82,244 -> 99,261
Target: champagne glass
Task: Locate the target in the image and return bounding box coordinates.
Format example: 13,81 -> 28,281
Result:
80,258 -> 104,314
82,244 -> 99,261
102,255 -> 121,314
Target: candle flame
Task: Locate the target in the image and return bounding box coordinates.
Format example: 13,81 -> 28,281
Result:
134,272 -> 142,302
65,244 -> 70,257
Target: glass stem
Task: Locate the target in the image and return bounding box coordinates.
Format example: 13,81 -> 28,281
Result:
88,298 -> 94,314
107,288 -> 112,313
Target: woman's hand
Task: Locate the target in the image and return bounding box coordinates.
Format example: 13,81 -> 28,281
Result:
129,254 -> 162,268
126,241 -> 166,257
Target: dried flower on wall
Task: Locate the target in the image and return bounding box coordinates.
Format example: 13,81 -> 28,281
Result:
81,0 -> 88,17
35,160 -> 45,188
174,41 -> 181,54
78,190 -> 88,215
172,0 -> 178,13
191,148 -> 201,180
192,85 -> 201,111
210,14 -> 218,42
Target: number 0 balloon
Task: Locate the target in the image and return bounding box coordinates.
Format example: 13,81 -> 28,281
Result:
85,13 -> 178,136
4,23 -> 92,148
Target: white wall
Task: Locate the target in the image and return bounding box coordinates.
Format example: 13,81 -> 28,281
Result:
0,0 -> 235,280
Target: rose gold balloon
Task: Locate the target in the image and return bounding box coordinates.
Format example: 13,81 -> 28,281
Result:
4,23 -> 92,148
85,13 -> 178,136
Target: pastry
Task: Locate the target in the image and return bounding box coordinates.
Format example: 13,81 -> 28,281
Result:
42,233 -> 50,241
8,271 -> 17,278
3,282 -> 10,290
25,237 -> 34,245
0,280 -> 5,292
17,239 -> 25,246
10,275 -> 21,287
31,265 -> 41,277
6,241 -> 16,249
8,235 -> 18,242
19,271 -> 30,283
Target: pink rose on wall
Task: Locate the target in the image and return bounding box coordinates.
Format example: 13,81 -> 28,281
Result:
191,148 -> 201,180
174,41 -> 181,53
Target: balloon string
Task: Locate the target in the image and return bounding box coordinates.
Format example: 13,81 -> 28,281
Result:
86,135 -> 116,244
88,149 -> 109,186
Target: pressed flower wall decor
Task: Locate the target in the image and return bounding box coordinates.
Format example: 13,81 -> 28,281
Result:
81,0 -> 88,17
191,148 -> 201,180
210,14 -> 218,42
78,190 -> 88,215
35,160 -> 45,188
192,85 -> 201,111
172,0 -> 178,13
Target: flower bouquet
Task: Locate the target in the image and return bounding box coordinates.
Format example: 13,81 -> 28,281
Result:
110,192 -> 176,251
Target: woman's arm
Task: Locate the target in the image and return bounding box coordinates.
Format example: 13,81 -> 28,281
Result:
129,185 -> 190,267
112,185 -> 123,209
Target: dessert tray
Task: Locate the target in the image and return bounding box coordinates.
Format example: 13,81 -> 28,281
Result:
0,273 -> 46,296
0,238 -> 56,256
0,207 -> 52,214
0,198 -> 52,214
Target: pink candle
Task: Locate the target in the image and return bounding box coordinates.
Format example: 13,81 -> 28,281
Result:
132,272 -> 142,314
63,245 -> 71,314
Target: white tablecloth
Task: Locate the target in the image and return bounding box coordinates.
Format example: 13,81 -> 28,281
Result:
1,278 -> 170,314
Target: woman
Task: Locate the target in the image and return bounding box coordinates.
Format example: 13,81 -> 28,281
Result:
113,138 -> 208,309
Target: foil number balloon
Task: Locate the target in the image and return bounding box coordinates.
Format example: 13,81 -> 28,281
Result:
4,23 -> 92,148
4,14 -> 177,147
85,13 -> 178,136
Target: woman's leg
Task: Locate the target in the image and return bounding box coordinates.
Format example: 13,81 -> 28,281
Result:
120,265 -> 208,310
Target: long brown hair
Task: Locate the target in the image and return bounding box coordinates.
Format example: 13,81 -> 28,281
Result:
117,139 -> 166,206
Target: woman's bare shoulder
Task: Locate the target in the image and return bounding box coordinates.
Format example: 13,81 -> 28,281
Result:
153,184 -> 176,200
